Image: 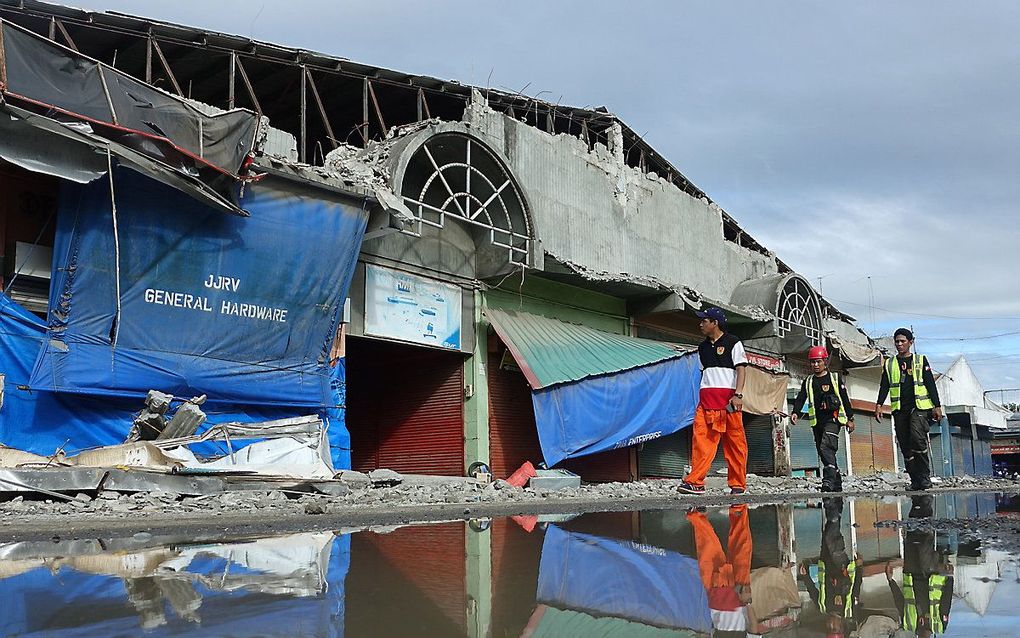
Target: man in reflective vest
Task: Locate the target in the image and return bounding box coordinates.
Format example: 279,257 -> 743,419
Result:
886,495 -> 954,637
798,497 -> 862,638
791,346 -> 855,492
874,328 -> 943,491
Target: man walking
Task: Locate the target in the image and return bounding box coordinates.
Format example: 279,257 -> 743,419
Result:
790,346 -> 855,492
679,307 -> 748,495
875,328 -> 943,491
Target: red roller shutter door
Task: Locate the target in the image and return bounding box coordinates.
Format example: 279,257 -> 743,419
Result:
488,351 -> 543,479
559,447 -> 634,483
348,338 -> 465,475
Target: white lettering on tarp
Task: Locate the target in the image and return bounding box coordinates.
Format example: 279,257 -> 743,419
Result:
204,274 -> 241,292
143,274 -> 288,324
612,431 -> 663,449
144,288 -> 213,312
220,300 -> 288,323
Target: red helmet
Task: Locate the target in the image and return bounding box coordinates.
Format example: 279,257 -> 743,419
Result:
808,346 -> 829,360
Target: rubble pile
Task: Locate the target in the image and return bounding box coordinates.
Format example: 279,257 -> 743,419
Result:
0,469 -> 1017,526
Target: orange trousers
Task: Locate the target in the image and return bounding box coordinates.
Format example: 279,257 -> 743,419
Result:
689,504 -> 752,590
684,405 -> 747,489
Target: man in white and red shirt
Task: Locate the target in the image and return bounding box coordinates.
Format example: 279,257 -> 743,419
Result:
679,307 -> 749,495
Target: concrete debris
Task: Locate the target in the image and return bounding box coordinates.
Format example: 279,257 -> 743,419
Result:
0,447 -> 57,469
127,391 -> 207,442
70,442 -> 183,472
128,390 -> 173,441
368,469 -> 403,487
335,470 -> 372,489
158,395 -> 207,440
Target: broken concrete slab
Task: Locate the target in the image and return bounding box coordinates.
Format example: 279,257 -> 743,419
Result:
368,469 -> 403,487
335,470 -> 371,489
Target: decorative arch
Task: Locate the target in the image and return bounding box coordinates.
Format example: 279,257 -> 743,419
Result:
397,133 -> 532,266
776,275 -> 823,345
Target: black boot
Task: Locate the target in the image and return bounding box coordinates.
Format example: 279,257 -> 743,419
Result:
822,464 -> 842,493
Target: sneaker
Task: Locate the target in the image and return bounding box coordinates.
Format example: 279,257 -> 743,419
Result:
677,481 -> 706,495
730,487 -> 747,496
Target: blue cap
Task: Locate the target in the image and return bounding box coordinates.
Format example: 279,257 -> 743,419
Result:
695,307 -> 727,325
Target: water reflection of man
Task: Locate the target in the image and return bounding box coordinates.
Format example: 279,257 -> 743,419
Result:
886,495 -> 954,637
797,497 -> 861,638
688,504 -> 751,637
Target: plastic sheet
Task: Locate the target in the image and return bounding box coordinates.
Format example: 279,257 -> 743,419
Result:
532,354 -> 701,466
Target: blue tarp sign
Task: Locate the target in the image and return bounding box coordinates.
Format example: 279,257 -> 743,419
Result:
0,291 -> 351,464
532,354 -> 701,466
537,525 -> 712,633
31,169 -> 368,409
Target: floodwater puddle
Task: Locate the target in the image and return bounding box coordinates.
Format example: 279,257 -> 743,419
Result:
2,492 -> 1019,636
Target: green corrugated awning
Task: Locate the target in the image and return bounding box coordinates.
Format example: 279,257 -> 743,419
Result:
484,307 -> 688,389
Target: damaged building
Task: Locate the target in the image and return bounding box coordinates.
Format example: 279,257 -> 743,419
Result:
0,0 -> 909,484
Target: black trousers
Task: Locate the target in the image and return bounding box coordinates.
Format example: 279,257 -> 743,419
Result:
893,409 -> 932,489
813,421 -> 843,491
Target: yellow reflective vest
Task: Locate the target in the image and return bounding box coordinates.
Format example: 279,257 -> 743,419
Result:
803,372 -> 849,427
819,559 -> 857,618
902,573 -> 948,634
886,354 -> 935,411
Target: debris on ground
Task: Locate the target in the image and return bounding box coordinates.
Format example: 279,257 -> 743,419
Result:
0,471 -> 1016,526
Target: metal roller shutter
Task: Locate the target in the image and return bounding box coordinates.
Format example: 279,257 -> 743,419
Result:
975,440 -> 993,476
960,436 -> 975,475
850,414 -> 875,474
487,350 -> 543,479
930,433 -> 947,477
872,417 -> 897,472
641,414 -> 771,477
348,338 -> 465,475
639,429 -> 691,478
789,422 -> 819,472
744,413 -> 776,476
559,447 -> 634,483
837,431 -> 849,475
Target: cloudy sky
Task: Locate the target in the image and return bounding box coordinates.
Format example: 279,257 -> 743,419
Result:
76,1 -> 1020,392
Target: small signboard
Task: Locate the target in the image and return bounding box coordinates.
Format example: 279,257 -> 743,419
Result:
991,442 -> 1020,455
746,351 -> 784,372
364,264 -> 462,350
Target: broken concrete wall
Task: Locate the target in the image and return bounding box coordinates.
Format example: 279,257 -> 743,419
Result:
456,98 -> 780,302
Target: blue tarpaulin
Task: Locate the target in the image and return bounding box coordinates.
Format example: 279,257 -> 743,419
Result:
0,168 -> 365,467
532,354 -> 701,467
31,169 -> 367,408
537,525 -> 712,633
0,291 -> 351,465
0,533 -> 350,637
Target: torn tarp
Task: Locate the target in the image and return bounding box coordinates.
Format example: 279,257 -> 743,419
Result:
0,20 -> 259,178
0,101 -> 248,214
